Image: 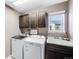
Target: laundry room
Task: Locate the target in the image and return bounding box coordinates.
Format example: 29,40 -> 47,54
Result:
5,0 -> 73,59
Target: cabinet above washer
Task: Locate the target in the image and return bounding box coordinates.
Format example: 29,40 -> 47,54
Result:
19,12 -> 48,28
19,14 -> 29,28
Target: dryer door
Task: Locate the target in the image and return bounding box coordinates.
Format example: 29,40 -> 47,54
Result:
24,43 -> 42,59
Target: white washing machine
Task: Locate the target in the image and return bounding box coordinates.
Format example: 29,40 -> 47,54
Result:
11,35 -> 26,59
23,35 -> 46,59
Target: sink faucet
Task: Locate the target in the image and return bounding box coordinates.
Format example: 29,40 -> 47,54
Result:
63,32 -> 70,41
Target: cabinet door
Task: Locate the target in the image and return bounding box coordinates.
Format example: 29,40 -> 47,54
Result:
24,43 -> 41,59
19,15 -> 29,28
12,39 -> 23,59
46,43 -> 73,59
38,12 -> 47,27
29,13 -> 37,28
46,50 -> 64,59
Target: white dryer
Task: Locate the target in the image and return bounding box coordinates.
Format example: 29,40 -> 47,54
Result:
23,35 -> 46,59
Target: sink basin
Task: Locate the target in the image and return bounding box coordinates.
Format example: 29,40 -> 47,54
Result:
12,35 -> 27,40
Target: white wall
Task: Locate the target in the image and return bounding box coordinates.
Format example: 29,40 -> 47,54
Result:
5,6 -> 21,57
69,0 -> 73,39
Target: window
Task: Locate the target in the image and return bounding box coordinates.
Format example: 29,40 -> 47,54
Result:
48,11 -> 65,33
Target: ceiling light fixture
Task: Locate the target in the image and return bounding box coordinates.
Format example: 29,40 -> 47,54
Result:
12,0 -> 29,6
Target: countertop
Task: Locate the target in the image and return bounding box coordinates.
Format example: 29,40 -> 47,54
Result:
47,37 -> 73,47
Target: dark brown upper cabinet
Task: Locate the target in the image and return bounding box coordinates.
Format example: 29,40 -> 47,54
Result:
19,12 -> 48,28
38,12 -> 47,28
29,13 -> 37,28
19,14 -> 29,28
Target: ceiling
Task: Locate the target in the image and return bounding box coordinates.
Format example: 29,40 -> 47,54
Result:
5,0 -> 68,13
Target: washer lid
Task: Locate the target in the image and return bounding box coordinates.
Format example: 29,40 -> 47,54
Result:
12,35 -> 27,40
23,35 -> 46,45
